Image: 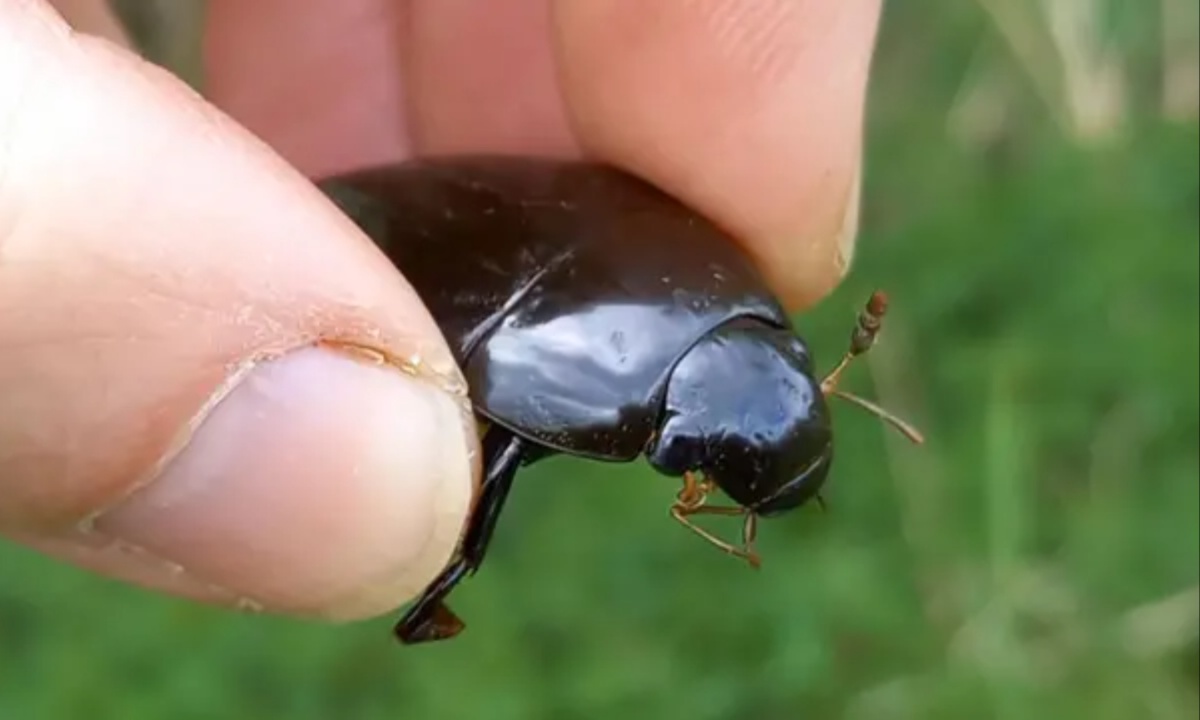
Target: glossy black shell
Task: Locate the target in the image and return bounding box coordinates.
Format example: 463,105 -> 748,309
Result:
320,156 -> 794,461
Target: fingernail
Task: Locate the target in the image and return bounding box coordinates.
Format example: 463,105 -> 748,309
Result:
834,160 -> 862,276
91,346 -> 476,620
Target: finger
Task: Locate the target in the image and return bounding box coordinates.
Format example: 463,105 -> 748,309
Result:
552,0 -> 884,310
44,0 -> 130,46
0,2 -> 477,621
202,0 -> 880,310
202,0 -> 417,179
204,0 -> 579,176
404,0 -> 578,157
368,0 -> 878,308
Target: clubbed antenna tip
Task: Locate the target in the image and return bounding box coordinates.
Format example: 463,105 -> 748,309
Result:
821,291 -> 924,446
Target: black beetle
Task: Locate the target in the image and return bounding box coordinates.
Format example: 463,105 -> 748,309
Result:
319,157 -> 922,645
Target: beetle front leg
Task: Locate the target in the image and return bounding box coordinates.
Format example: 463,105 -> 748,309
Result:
394,428 -> 527,645
670,472 -> 762,568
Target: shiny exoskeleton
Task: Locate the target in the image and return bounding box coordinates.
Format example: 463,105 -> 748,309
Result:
319,157 -> 922,645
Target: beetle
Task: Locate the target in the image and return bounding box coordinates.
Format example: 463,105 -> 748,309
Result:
318,156 -> 923,645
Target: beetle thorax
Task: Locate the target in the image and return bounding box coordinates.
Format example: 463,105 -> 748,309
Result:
645,318 -> 834,516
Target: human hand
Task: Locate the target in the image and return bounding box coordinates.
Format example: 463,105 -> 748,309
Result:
0,0 -> 881,622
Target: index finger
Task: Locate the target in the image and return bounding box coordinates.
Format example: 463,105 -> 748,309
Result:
203,0 -> 882,309
553,0 -> 882,310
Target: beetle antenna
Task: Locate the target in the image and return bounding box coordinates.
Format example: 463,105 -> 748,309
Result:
821,290 -> 888,394
829,389 -> 925,445
814,495 -> 828,512
821,291 -> 925,445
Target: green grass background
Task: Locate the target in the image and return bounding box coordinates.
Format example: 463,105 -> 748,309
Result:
3,1 -> 1197,718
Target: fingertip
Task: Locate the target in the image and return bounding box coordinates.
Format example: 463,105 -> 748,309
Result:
552,0 -> 881,309
60,347 -> 476,621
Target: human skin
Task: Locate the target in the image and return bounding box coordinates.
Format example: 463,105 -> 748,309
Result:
0,0 -> 881,622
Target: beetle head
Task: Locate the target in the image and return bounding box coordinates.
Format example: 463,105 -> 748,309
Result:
646,318 -> 833,517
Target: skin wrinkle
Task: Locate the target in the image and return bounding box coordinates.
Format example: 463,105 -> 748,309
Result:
699,0 -> 801,88
0,251 -> 220,360
11,527 -> 258,609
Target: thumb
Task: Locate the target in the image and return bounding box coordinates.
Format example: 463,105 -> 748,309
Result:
0,3 -> 476,621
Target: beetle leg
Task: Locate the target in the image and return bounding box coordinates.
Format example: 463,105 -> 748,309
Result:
742,511 -> 759,547
392,564 -> 470,644
394,427 -> 527,645
670,506 -> 762,568
457,430 -> 528,574
671,474 -> 761,567
675,471 -> 710,507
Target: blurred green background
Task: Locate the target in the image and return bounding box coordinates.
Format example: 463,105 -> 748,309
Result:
3,1 -> 1197,718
